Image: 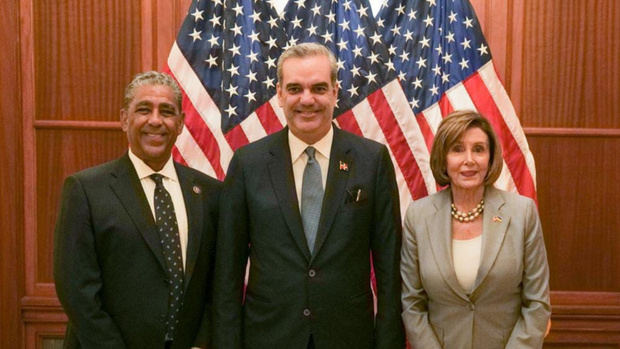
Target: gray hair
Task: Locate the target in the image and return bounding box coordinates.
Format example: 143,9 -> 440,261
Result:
122,71 -> 183,110
277,42 -> 338,85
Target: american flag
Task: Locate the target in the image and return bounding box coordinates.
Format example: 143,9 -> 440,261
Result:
164,0 -> 537,214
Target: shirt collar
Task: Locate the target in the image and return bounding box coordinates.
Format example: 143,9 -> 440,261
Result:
127,149 -> 179,183
288,125 -> 333,162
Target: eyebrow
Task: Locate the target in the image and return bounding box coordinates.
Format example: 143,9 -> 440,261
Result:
312,82 -> 330,89
285,82 -> 330,89
451,140 -> 488,146
134,100 -> 176,109
134,101 -> 153,108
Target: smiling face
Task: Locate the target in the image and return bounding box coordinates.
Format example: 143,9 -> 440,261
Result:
277,54 -> 338,144
446,127 -> 490,192
120,84 -> 184,171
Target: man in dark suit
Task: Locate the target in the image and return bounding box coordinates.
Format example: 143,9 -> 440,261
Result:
54,71 -> 220,348
214,43 -> 404,348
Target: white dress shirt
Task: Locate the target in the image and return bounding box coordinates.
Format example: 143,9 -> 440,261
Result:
128,150 -> 189,270
289,126 -> 333,210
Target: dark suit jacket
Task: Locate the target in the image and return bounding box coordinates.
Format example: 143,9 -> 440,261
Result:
54,153 -> 221,349
214,127 -> 405,349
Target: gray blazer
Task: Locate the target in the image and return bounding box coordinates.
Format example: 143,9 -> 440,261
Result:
401,186 -> 550,349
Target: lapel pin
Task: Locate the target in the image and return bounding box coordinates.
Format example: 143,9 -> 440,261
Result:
339,161 -> 349,172
492,216 -> 502,223
193,185 -> 201,194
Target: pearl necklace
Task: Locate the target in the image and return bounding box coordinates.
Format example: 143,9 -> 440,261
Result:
451,199 -> 484,223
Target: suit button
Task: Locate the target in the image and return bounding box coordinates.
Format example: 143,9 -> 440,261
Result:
303,308 -> 311,317
308,269 -> 316,278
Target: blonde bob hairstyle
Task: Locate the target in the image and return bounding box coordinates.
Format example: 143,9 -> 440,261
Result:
430,110 -> 503,187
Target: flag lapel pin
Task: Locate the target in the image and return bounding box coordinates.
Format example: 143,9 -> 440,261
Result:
492,216 -> 502,223
339,161 -> 349,172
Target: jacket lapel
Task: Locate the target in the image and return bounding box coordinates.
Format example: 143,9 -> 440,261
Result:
472,186 -> 510,292
425,189 -> 470,301
176,164 -> 203,291
311,128 -> 351,261
267,129 -> 312,261
109,154 -> 167,272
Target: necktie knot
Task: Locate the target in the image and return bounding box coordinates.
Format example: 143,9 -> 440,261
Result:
305,146 -> 317,162
150,173 -> 164,186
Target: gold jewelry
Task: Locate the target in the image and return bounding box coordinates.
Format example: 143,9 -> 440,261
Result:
451,199 -> 484,223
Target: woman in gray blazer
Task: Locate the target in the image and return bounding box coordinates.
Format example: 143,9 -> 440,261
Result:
401,110 -> 551,348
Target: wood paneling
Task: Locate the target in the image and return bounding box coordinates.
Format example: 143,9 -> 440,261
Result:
544,291 -> 620,347
470,0 -> 531,120
17,1 -> 146,347
4,0 -> 618,347
545,345 -> 619,349
33,0 -> 142,121
470,0 -> 511,85
147,0 -> 192,70
472,0 -> 620,128
529,134 -> 620,292
0,0 -> 24,347
467,1 -> 620,346
519,0 -> 620,128
23,320 -> 66,349
35,128 -> 127,284
41,339 -> 64,349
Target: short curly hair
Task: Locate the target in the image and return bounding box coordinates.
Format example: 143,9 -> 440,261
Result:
430,110 -> 503,187
122,71 -> 183,111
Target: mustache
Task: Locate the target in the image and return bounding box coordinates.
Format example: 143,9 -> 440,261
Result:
142,127 -> 168,134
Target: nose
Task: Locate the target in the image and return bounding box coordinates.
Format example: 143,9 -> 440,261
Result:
299,89 -> 314,105
147,110 -> 163,125
464,150 -> 474,164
